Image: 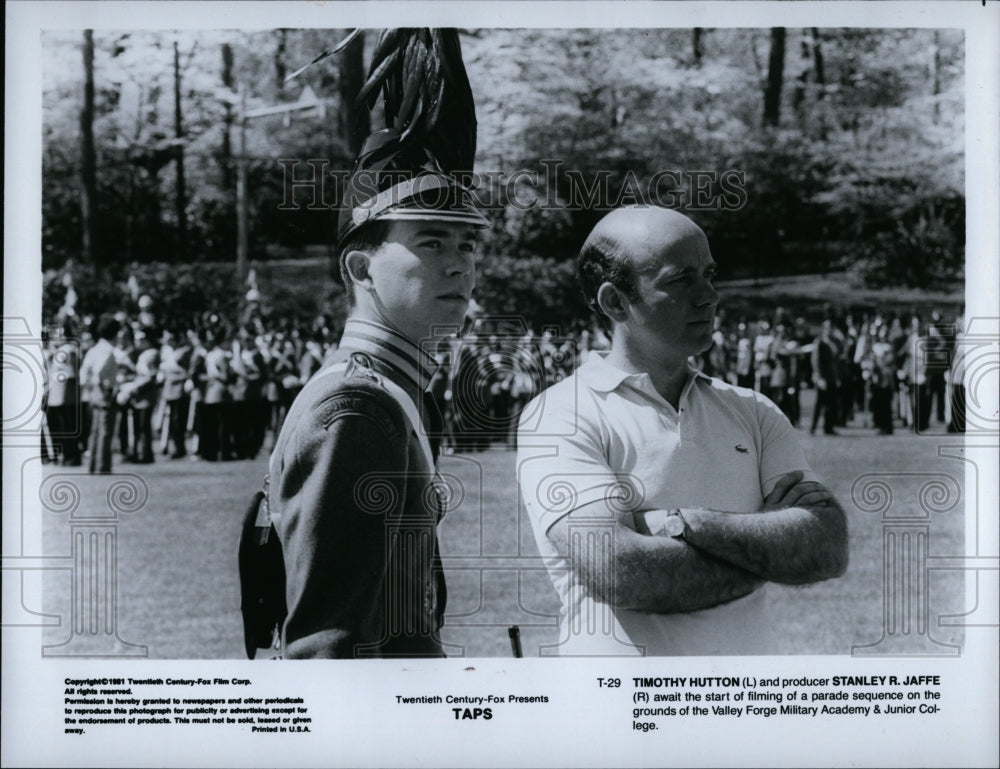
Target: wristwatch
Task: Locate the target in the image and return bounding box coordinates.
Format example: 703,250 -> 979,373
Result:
644,509 -> 687,537
662,509 -> 686,538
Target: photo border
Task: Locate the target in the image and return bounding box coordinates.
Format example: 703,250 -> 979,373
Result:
4,2 -> 998,767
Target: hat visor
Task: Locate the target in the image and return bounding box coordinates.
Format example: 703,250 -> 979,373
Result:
374,206 -> 491,230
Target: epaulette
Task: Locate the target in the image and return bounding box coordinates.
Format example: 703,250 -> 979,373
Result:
322,351 -> 435,470
343,351 -> 382,385
305,353 -> 406,439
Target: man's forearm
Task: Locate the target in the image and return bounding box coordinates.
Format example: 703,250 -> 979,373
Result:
678,503 -> 848,585
550,506 -> 763,614
612,531 -> 764,613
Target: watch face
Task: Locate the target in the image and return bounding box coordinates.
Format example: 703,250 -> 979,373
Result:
664,513 -> 685,538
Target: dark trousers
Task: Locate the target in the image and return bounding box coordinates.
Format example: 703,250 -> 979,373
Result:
167,396 -> 189,457
811,386 -> 839,434
132,405 -> 154,463
47,403 -> 82,464
198,402 -> 232,461
247,399 -> 268,458
117,404 -> 133,458
911,383 -> 932,432
229,400 -> 257,459
928,370 -> 947,424
871,385 -> 894,434
948,385 -> 966,433
839,378 -> 854,424
776,387 -> 800,426
88,404 -> 115,473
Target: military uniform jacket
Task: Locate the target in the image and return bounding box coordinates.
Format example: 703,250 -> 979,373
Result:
79,338 -> 118,408
160,344 -> 192,401
203,346 -> 233,404
268,318 -> 447,658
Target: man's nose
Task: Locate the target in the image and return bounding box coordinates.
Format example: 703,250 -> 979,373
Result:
696,277 -> 718,307
445,247 -> 475,276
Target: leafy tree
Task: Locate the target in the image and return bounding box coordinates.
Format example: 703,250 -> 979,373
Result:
41,27 -> 965,320
763,28 -> 786,127
80,30 -> 97,264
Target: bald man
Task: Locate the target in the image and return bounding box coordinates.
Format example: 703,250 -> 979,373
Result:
516,206 -> 847,656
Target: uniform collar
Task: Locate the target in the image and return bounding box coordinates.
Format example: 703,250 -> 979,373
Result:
579,351 -> 709,395
338,318 -> 438,391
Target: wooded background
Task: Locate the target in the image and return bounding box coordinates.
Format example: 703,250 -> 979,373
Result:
41,28 -> 964,330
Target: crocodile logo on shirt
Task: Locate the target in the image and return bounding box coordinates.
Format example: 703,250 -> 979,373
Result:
734,444 -> 749,454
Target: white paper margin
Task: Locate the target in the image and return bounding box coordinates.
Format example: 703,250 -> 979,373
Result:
3,2 -> 998,767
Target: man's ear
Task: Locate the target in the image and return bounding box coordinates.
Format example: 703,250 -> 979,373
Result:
343,250 -> 373,292
596,282 -> 630,324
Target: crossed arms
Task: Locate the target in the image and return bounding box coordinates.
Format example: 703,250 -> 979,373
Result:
546,471 -> 848,614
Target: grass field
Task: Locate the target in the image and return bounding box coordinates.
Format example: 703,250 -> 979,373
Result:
40,391 -> 967,659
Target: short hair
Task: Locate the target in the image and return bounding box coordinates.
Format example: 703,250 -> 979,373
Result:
337,220 -> 391,308
96,314 -> 120,341
577,232 -> 640,332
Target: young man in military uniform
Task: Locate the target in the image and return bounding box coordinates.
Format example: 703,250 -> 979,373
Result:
266,129 -> 489,658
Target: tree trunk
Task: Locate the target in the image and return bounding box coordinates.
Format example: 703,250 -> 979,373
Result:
337,29 -> 369,157
811,28 -> 825,96
221,43 -> 235,191
762,27 -> 786,127
220,43 -> 236,263
236,87 -> 249,290
173,40 -> 187,260
931,30 -> 941,122
274,29 -> 287,89
148,170 -> 163,261
692,28 -> 703,68
125,173 -> 135,263
80,30 -> 97,264
793,31 -> 810,113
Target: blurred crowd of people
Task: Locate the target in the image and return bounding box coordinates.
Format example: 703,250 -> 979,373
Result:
41,293 -> 336,472
40,293 -> 593,470
430,321 -> 588,453
40,294 -> 968,473
692,306 -> 968,436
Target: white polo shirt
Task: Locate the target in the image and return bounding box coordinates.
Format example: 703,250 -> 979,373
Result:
517,353 -> 816,656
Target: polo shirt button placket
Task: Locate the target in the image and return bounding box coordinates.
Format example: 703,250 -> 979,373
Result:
660,404 -> 679,436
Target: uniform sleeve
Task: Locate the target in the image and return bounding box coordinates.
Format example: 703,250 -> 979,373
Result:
79,353 -> 93,391
189,351 -> 205,383
517,390 -> 623,536
275,387 -> 410,659
99,351 -> 119,396
754,393 -> 818,496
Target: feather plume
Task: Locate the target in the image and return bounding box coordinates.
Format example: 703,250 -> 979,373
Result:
360,28 -> 477,175
288,27 -> 478,175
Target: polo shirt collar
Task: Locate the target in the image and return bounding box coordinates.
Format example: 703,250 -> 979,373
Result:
579,351 -> 709,395
338,317 -> 438,391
